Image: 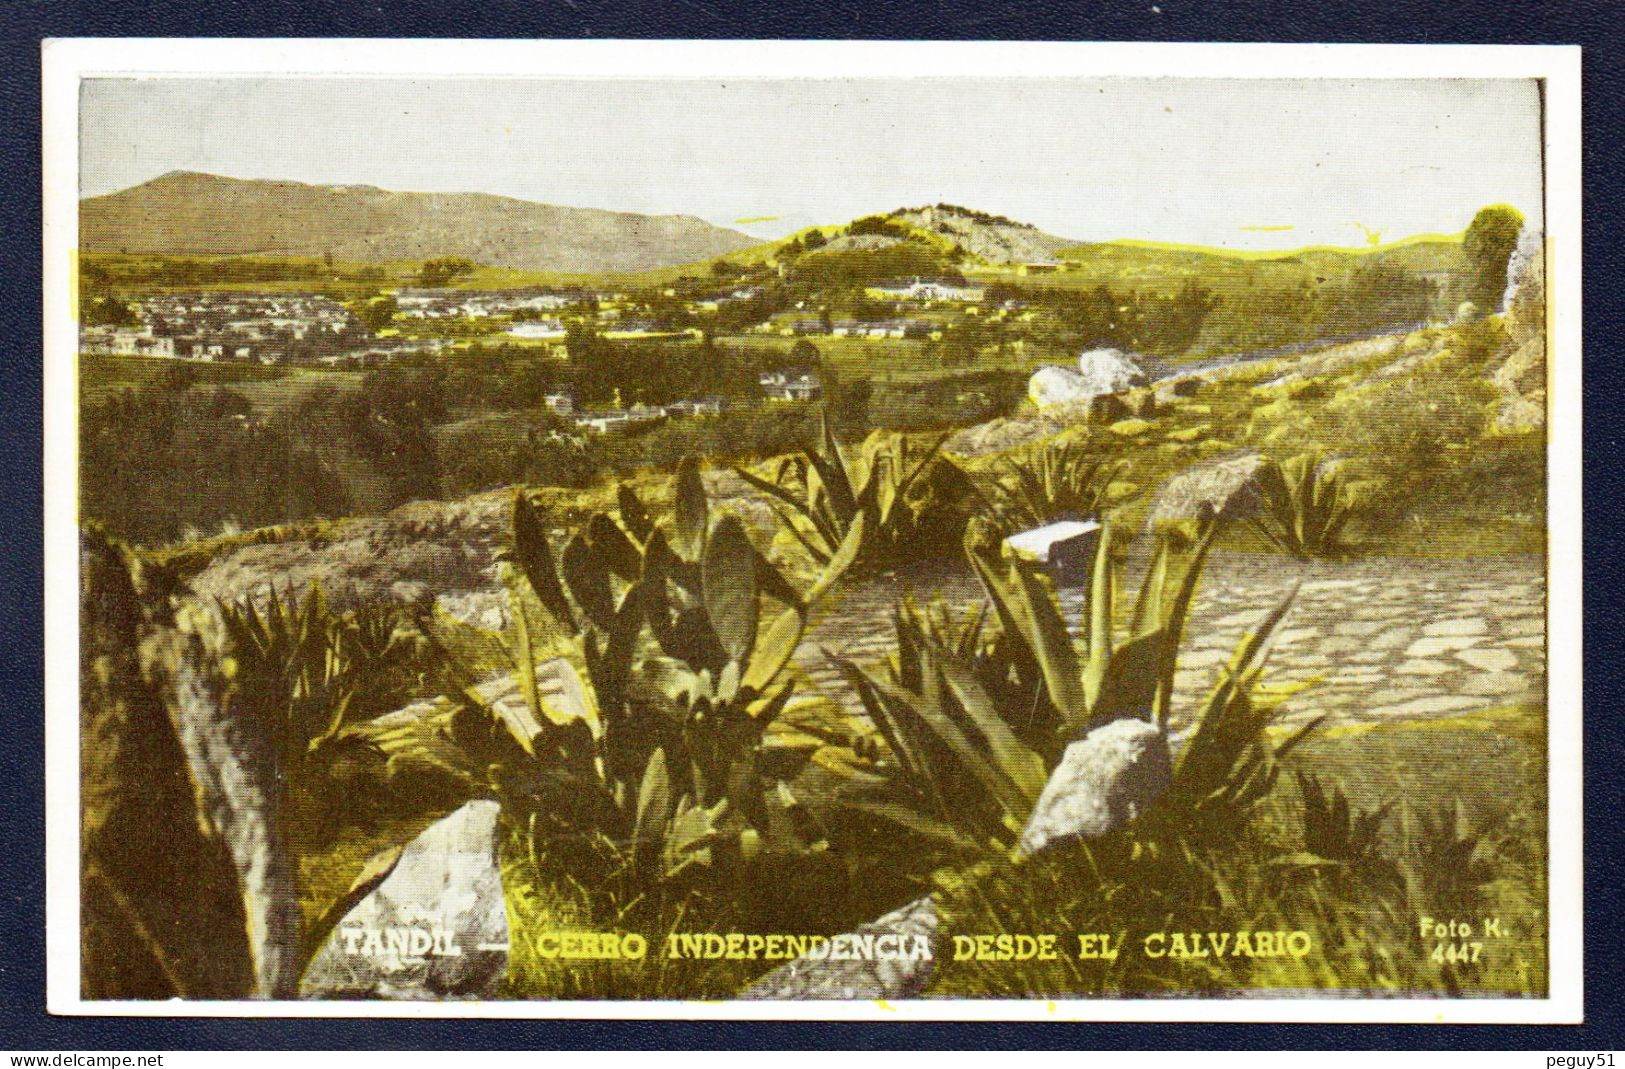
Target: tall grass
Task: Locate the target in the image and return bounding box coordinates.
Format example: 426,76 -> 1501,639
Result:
928,716 -> 1548,999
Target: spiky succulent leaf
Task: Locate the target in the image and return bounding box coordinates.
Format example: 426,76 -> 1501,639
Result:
511,489 -> 576,629
812,408 -> 859,525
741,605 -> 805,694
672,457 -> 709,561
1168,585 -> 1301,815
934,653 -> 1049,808
1081,524 -> 1115,710
967,538 -> 1086,725
806,509 -> 867,603
702,514 -> 759,666
560,531 -> 616,631
616,483 -> 656,544
730,462 -> 821,526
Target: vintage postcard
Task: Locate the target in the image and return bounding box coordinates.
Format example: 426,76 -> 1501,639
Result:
42,40 -> 1582,1021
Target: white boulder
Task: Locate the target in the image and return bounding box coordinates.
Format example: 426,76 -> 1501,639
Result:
1029,365 -> 1096,408
301,800 -> 510,1000
1076,347 -> 1149,395
1017,717 -> 1173,856
1028,348 -> 1148,409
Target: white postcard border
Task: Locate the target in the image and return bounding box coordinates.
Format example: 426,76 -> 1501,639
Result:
41,37 -> 1584,1023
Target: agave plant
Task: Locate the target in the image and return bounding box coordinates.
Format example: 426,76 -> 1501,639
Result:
830,509 -> 1311,856
731,408 -> 974,576
1156,594 -> 1323,828
1248,451 -> 1374,559
830,610 -> 1051,853
1295,771 -> 1393,866
962,512 -> 1223,736
832,493 -> 1326,857
1404,799 -> 1500,914
217,584 -> 435,788
430,458 -> 862,909
992,437 -> 1128,532
211,582 -> 460,989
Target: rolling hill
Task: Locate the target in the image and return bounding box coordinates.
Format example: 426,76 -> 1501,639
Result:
888,203 -> 1079,264
80,172 -> 761,274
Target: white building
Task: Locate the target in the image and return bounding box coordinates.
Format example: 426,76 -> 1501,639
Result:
80,326 -> 175,358
759,370 -> 822,402
508,320 -> 568,340
866,278 -> 987,303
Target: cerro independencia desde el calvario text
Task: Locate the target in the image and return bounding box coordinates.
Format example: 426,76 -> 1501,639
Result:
507,929 -> 1316,962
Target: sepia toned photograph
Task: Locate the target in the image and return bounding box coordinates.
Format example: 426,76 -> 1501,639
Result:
42,40 -> 1582,1021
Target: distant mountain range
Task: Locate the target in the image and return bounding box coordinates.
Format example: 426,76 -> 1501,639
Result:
80,171 -> 1464,281
80,172 -> 761,274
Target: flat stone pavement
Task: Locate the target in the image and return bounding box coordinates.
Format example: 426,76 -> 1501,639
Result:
797,552 -> 1546,731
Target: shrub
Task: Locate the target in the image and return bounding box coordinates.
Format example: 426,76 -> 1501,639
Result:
928,788 -> 1530,997
1318,375 -> 1492,485
1406,799 -> 1500,916
1295,770 -> 1393,868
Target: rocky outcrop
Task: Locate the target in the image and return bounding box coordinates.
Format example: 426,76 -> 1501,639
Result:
301,800 -> 510,1000
1146,450 -> 1270,525
1492,228 -> 1547,432
888,205 -> 1076,265
79,532 -> 260,999
1492,337 -> 1546,432
816,234 -> 906,254
1029,365 -> 1101,409
1077,347 -> 1150,394
1500,227 -> 1546,317
1154,375 -> 1203,404
185,491 -> 511,615
946,403 -> 1094,456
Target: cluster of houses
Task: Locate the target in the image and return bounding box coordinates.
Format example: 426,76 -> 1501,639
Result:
312,337 -> 450,367
79,324 -> 177,358
506,320 -> 569,340
692,286 -> 764,311
547,368 -> 821,435
568,397 -> 727,434
84,274 -> 1013,367
81,293 -> 453,366
758,370 -> 823,401
758,318 -> 941,340
395,289 -> 580,319
863,277 -> 987,303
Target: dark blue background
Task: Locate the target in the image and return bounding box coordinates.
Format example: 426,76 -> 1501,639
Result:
3,0 -> 1619,1050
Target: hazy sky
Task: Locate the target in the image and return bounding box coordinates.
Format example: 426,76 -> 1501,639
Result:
79,77 -> 1543,249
